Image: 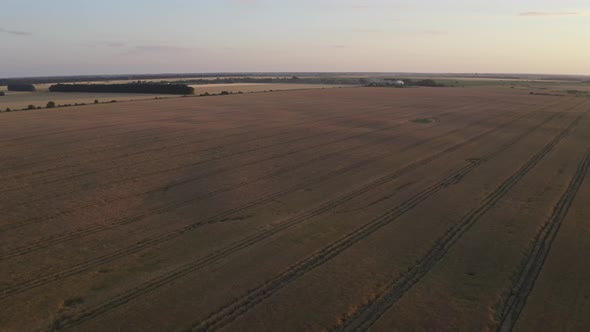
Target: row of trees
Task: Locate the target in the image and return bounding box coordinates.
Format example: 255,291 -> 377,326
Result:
175,76 -> 365,85
48,83 -> 194,95
7,84 -> 36,91
1,101 -> 98,113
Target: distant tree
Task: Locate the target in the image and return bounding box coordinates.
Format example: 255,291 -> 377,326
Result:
5,108 -> 11,112
415,79 -> 441,87
46,101 -> 56,108
49,83 -> 194,95
94,99 -> 99,104
8,84 -> 36,92
0,91 -> 5,96
26,104 -> 36,110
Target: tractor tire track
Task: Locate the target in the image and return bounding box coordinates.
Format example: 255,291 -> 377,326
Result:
0,104 -> 435,230
2,101 -> 380,176
0,105 -> 464,258
43,104 -> 567,331
0,98 -> 322,156
0,107 -> 222,144
0,107 -> 523,299
495,149 -> 590,332
0,103 -> 409,195
0,100 -> 494,233
337,111 -> 586,332
1,100 -> 484,231
185,110 -> 580,332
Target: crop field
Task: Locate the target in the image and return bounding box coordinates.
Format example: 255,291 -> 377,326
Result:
0,87 -> 589,331
188,83 -> 346,95
0,83 -> 344,111
0,91 -> 167,110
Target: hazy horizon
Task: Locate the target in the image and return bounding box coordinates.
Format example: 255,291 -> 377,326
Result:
2,0 -> 589,77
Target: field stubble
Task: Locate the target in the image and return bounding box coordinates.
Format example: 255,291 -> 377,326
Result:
0,87 -> 587,331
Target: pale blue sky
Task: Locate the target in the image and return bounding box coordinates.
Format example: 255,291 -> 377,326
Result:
1,0 -> 589,77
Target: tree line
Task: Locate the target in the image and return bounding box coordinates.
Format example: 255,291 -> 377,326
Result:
49,83 -> 194,95
8,84 -> 36,91
174,76 -> 365,85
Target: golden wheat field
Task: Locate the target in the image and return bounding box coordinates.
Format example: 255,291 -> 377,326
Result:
1,87 -> 589,331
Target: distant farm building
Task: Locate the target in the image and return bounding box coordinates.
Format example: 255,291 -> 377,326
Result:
384,79 -> 405,86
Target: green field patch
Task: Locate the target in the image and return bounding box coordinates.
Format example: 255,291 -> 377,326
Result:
411,118 -> 434,124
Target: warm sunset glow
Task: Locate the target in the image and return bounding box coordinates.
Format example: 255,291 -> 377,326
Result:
1,0 -> 589,77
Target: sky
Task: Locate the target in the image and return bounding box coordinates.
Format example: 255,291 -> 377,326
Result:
1,0 -> 589,77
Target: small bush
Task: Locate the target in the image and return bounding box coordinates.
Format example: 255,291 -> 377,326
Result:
110,100 -> 117,103
63,297 -> 84,307
46,101 -> 56,108
220,91 -> 230,95
49,83 -> 194,95
411,118 -> 434,124
0,91 -> 5,96
5,108 -> 11,112
415,79 -> 442,87
8,84 -> 36,92
27,104 -> 36,110
94,99 -> 99,104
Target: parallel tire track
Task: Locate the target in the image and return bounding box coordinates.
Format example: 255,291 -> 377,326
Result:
0,108 -> 522,299
0,104 -> 397,194
495,149 -> 590,332
0,113 -> 429,257
0,97 -> 331,156
2,101 -> 499,261
4,119 -> 261,175
338,111 -> 586,332
0,108 -> 221,144
0,101 -> 500,232
2,101 -> 386,176
45,104 -> 567,331
1,101 -> 480,238
186,111 -> 579,332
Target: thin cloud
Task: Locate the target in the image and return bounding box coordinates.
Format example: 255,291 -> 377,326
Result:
105,42 -> 126,47
420,29 -> 448,36
125,45 -> 194,55
0,27 -> 31,36
350,28 -> 382,33
519,11 -> 582,16
85,41 -> 127,48
228,0 -> 259,5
